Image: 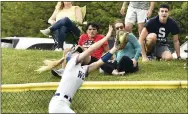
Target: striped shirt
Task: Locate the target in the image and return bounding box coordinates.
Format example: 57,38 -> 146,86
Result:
129,2 -> 150,10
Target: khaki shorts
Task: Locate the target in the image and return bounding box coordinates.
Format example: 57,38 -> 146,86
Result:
154,44 -> 170,58
125,6 -> 148,24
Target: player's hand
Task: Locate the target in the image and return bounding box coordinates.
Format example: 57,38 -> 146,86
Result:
142,57 -> 149,62
120,7 -> 125,15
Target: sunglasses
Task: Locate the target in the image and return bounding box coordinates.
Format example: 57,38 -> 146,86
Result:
88,28 -> 97,31
115,26 -> 124,30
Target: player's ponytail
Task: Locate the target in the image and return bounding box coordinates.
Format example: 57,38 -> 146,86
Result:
35,57 -> 64,73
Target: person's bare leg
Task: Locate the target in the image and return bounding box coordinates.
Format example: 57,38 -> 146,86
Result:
82,56 -> 91,65
138,23 -> 145,36
161,51 -> 173,61
145,33 -> 157,53
124,22 -> 133,33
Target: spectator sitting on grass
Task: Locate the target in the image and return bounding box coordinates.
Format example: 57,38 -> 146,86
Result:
51,22 -> 110,77
100,19 -> 141,75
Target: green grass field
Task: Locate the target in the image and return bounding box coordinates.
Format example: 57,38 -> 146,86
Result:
2,48 -> 187,84
1,48 -> 188,113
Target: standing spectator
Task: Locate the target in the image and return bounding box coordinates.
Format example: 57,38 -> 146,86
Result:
40,2 -> 83,51
100,19 -> 141,75
51,23 -> 109,77
120,2 -> 155,35
139,4 -> 181,62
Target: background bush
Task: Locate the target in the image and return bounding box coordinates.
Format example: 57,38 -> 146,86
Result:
1,1 -> 187,42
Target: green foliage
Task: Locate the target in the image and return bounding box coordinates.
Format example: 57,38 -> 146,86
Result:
1,2 -> 56,37
170,2 -> 188,41
74,2 -> 124,34
1,1 -> 188,41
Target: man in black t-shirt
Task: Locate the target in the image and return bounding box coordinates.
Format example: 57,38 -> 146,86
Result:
139,4 -> 181,62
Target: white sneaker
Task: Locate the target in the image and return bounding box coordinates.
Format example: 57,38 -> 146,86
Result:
55,48 -> 63,51
112,70 -> 125,76
40,28 -> 51,36
51,68 -> 64,77
99,68 -> 104,73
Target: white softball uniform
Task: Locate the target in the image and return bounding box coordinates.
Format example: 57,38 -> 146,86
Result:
49,54 -> 89,113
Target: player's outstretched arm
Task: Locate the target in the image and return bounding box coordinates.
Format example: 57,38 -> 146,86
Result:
76,25 -> 113,64
88,40 -> 120,73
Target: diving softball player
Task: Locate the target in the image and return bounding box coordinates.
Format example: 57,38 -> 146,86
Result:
36,25 -> 127,113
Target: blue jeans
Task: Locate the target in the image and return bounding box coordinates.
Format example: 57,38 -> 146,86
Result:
50,17 -> 80,49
